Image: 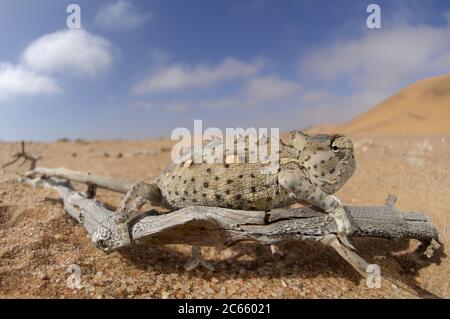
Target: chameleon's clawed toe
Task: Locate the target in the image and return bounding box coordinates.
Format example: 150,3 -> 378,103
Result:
333,210 -> 355,250
337,233 -> 356,251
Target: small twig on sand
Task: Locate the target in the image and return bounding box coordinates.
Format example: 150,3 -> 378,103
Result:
1,141 -> 41,171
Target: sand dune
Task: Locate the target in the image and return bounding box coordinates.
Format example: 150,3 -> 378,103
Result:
337,74 -> 450,135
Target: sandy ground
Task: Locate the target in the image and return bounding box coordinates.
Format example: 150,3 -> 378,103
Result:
0,134 -> 449,299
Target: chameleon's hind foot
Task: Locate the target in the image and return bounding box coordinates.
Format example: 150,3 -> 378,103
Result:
184,246 -> 215,272
114,181 -> 160,246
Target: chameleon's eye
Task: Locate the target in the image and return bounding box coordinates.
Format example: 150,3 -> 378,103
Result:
332,145 -> 339,152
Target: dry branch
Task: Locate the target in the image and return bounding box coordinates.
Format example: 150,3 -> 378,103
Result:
1,141 -> 41,171
25,167 -> 131,193
18,168 -> 443,277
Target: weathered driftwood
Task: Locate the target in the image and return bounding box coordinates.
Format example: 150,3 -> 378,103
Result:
18,167 -> 442,277
25,167 -> 131,193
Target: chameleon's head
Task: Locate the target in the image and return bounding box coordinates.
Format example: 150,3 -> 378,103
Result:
287,131 -> 356,194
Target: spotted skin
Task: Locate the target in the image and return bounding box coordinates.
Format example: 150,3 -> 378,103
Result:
155,131 -> 355,213
156,162 -> 292,211
116,131 -> 357,245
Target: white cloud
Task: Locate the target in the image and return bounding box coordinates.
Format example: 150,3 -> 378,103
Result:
133,57 -> 267,94
199,76 -> 301,109
300,24 -> 450,92
297,91 -> 389,126
1,29 -> 113,102
22,29 -> 113,76
95,1 -> 151,30
244,76 -> 300,104
198,97 -> 242,110
131,100 -> 192,113
164,101 -> 191,113
0,63 -> 60,100
297,22 -> 450,123
301,90 -> 334,103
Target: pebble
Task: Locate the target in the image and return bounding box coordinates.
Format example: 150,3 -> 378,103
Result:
175,289 -> 186,299
116,286 -> 127,295
39,272 -> 49,281
161,291 -> 169,299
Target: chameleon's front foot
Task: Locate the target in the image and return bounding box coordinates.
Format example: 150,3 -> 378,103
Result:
332,207 -> 355,250
323,195 -> 355,249
184,246 -> 215,272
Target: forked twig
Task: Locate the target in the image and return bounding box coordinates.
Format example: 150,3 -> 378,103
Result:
1,141 -> 41,171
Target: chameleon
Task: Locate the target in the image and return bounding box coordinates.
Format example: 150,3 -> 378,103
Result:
113,130 -> 357,268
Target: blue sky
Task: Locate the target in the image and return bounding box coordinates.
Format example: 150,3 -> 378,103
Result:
0,0 -> 449,141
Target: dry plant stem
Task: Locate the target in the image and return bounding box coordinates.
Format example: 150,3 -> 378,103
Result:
1,141 -> 41,171
18,170 -> 441,277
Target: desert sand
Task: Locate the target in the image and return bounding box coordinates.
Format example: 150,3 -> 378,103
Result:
0,134 -> 448,299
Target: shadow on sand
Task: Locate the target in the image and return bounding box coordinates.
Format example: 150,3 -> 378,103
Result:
119,236 -> 446,299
